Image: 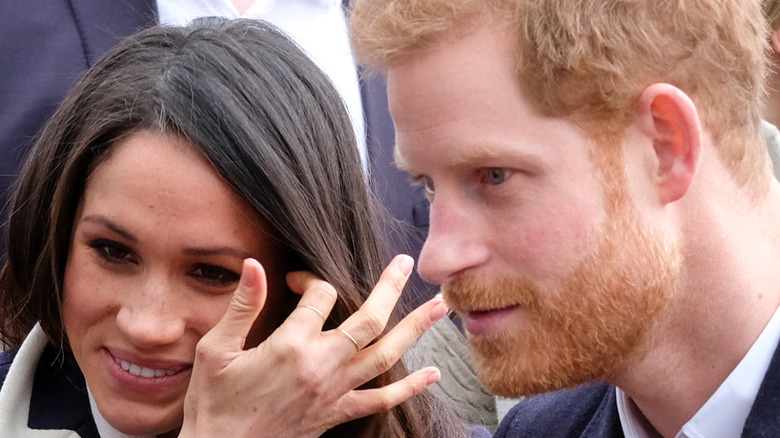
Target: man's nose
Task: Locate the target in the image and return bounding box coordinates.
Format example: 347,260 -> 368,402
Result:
417,195 -> 490,285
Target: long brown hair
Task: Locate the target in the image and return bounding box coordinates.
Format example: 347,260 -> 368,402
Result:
0,18 -> 467,437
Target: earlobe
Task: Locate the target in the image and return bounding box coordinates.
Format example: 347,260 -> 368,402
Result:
637,83 -> 702,205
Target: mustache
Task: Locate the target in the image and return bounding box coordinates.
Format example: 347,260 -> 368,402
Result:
441,276 -> 541,313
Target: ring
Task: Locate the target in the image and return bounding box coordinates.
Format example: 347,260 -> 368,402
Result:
297,304 -> 326,322
338,328 -> 360,352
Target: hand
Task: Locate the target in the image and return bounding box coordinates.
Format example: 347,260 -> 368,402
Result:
180,255 -> 448,438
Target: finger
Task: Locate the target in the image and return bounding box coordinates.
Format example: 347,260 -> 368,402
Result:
342,295 -> 448,389
203,258 -> 268,352
337,254 -> 414,350
285,271 -> 339,331
328,366 -> 441,427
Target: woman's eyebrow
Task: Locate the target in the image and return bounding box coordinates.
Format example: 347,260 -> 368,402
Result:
80,215 -> 137,243
82,215 -> 253,259
181,246 -> 252,260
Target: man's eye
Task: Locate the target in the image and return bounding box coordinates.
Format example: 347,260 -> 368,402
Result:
190,264 -> 240,287
412,175 -> 435,199
485,167 -> 510,185
422,176 -> 435,195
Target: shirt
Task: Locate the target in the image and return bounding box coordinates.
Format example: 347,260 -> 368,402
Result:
617,303 -> 780,438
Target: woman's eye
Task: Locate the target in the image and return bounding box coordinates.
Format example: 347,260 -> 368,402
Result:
485,167 -> 511,185
190,264 -> 240,287
90,239 -> 135,264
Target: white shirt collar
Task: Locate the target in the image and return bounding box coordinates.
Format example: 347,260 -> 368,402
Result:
618,303 -> 780,438
156,0 -> 368,173
88,386 -> 153,438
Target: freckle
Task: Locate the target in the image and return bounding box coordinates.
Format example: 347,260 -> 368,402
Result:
758,294 -> 764,300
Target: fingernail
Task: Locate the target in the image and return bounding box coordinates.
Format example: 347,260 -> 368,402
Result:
397,255 -> 414,276
241,259 -> 257,288
426,369 -> 441,386
429,300 -> 448,321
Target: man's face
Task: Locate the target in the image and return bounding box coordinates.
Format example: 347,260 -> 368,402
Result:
388,23 -> 680,397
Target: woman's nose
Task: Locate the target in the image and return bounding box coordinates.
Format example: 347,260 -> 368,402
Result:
115,274 -> 186,348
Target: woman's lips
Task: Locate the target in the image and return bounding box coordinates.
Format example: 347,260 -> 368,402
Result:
462,304 -> 521,336
104,348 -> 192,394
114,357 -> 178,377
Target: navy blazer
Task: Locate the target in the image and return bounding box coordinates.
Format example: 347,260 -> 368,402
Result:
494,342 -> 780,437
0,0 -> 435,306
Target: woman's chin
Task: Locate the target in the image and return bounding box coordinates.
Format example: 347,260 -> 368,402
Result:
100,405 -> 182,438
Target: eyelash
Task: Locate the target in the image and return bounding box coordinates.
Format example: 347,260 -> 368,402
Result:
412,175 -> 435,194
90,239 -> 137,265
411,167 -> 512,198
411,175 -> 435,200
188,264 -> 240,288
88,239 -> 240,288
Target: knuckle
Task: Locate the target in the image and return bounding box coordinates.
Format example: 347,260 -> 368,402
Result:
194,339 -> 218,363
411,315 -> 431,336
228,293 -> 255,315
312,281 -> 338,302
362,311 -> 385,336
374,393 -> 396,412
274,336 -> 308,362
295,367 -> 329,398
386,273 -> 407,295
372,348 -> 399,372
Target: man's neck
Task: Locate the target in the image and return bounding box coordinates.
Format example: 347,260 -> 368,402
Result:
611,179 -> 780,437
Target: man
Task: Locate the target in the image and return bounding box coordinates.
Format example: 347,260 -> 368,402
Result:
350,0 -> 780,436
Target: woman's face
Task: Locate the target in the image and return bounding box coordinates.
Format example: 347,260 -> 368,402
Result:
63,130 -> 288,437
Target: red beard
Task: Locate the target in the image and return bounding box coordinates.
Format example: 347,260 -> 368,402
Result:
442,203 -> 681,397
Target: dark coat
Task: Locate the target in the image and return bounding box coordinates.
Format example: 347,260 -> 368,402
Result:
494,343 -> 780,437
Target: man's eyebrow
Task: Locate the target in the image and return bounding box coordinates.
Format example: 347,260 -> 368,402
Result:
393,146 -> 413,173
394,143 -> 540,173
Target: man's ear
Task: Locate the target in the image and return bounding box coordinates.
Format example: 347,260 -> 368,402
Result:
636,83 -> 702,205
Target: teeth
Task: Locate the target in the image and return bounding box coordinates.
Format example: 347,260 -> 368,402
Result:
115,358 -> 175,378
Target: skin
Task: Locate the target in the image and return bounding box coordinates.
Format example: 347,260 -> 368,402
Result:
388,20 -> 780,437
63,130 -> 288,437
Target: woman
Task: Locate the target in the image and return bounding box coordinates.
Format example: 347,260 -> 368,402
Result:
0,18 -> 476,437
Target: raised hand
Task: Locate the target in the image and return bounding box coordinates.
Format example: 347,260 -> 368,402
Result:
180,255 -> 448,437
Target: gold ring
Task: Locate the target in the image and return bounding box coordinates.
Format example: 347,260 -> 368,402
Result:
338,328 -> 360,352
297,304 -> 326,322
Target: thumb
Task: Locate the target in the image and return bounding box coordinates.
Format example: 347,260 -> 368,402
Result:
207,258 -> 268,351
